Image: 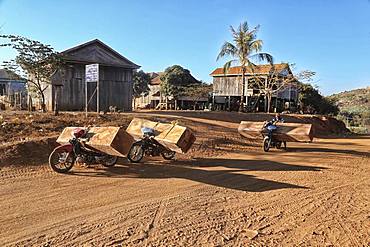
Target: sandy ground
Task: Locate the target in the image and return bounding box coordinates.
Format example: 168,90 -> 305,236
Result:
0,112 -> 369,246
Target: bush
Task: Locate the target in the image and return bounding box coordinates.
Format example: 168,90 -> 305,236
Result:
298,82 -> 339,115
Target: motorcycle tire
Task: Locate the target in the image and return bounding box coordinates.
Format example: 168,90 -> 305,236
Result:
49,147 -> 75,173
283,141 -> 287,150
102,156 -> 118,167
127,142 -> 144,163
161,150 -> 176,160
276,141 -> 282,149
263,137 -> 271,152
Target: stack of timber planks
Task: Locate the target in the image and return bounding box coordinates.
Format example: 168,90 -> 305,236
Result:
126,118 -> 196,153
238,121 -> 314,142
56,127 -> 135,157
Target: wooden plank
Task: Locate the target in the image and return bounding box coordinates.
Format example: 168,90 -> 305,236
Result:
126,118 -> 196,153
238,121 -> 313,142
56,127 -> 135,157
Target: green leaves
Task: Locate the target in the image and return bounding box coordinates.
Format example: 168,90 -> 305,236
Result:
217,21 -> 273,77
160,65 -> 200,98
1,35 -> 63,84
0,34 -> 63,111
182,83 -> 212,98
133,70 -> 150,97
297,82 -> 339,115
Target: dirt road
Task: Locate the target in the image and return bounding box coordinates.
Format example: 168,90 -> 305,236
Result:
0,113 -> 369,246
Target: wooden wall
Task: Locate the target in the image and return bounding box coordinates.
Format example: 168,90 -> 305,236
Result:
48,63 -> 133,112
213,75 -> 298,101
213,76 -> 243,96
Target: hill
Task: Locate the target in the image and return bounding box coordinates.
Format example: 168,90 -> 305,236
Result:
328,87 -> 370,116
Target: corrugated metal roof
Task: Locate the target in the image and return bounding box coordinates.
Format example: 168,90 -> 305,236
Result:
210,63 -> 290,76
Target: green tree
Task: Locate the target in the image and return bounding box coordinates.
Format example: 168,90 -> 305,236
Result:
182,82 -> 212,110
0,35 -> 63,112
217,21 -> 273,112
297,82 -> 338,115
160,65 -> 199,109
132,70 -> 150,109
250,64 -> 297,112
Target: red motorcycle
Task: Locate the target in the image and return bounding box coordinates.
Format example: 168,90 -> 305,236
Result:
49,128 -> 118,173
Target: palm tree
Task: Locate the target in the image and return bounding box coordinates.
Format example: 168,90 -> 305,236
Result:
217,21 -> 273,112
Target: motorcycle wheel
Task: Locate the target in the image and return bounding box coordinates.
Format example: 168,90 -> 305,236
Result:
49,148 -> 75,173
128,142 -> 144,163
263,137 -> 271,152
161,150 -> 176,160
276,141 -> 282,149
283,141 -> 287,150
102,156 -> 118,167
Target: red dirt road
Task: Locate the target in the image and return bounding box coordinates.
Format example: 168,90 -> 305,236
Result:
0,112 -> 369,246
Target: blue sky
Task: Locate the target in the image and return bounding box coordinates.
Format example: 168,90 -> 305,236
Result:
0,0 -> 369,95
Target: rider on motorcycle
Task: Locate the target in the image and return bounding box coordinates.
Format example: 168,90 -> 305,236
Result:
271,113 -> 284,124
262,113 -> 287,151
264,113 -> 284,134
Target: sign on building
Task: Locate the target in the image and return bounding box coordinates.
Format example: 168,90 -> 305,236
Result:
85,64 -> 99,82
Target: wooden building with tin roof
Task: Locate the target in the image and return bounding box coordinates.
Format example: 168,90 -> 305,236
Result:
210,63 -> 298,112
44,39 -> 140,112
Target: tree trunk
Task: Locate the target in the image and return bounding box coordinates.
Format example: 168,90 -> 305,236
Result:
165,96 -> 168,110
267,94 -> 272,113
239,67 -> 246,112
28,96 -> 33,112
41,91 -> 46,113
133,97 -> 136,110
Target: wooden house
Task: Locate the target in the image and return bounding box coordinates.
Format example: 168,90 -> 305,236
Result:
136,72 -> 163,108
210,63 -> 298,112
44,39 -> 140,112
0,69 -> 27,109
136,71 -> 209,110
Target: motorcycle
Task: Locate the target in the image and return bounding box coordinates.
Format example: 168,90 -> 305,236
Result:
262,121 -> 287,152
49,127 -> 118,173
127,127 -> 176,163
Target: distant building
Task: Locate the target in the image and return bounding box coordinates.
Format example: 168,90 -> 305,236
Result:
136,72 -> 209,110
136,72 -> 163,109
44,39 -> 140,112
210,63 -> 298,112
0,69 -> 27,109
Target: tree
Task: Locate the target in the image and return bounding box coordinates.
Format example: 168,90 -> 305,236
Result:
132,70 -> 150,109
0,35 -> 63,112
182,83 -> 212,110
297,82 -> 338,115
249,64 -> 297,112
217,21 -> 273,112
160,65 -> 199,109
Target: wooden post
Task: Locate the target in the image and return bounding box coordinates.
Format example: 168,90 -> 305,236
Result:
97,80 -> 100,113
228,96 -> 231,111
85,78 -> 88,117
212,93 -> 215,110
245,77 -> 248,111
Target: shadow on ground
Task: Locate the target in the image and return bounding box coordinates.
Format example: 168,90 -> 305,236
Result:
288,147 -> 370,157
67,158 -> 325,192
